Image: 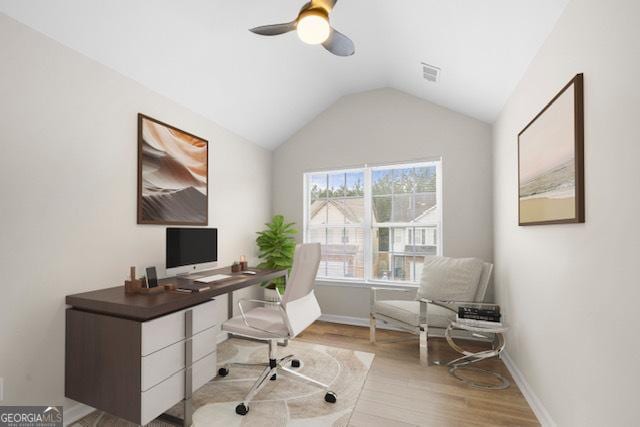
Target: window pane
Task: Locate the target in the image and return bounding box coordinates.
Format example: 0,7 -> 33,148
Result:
328,198 -> 364,224
346,172 -> 364,196
307,228 -> 327,276
372,226 -> 438,282
393,167 -> 415,194
309,200 -> 328,225
415,166 -> 437,192
391,194 -> 413,222
316,227 -> 364,279
372,165 -> 439,225
372,169 -> 392,196
414,192 -> 437,223
310,174 -> 327,200
372,196 -> 391,222
393,255 -> 409,281
311,171 -> 365,226
328,173 -> 345,197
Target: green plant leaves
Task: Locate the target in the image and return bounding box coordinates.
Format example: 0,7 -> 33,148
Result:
256,215 -> 298,289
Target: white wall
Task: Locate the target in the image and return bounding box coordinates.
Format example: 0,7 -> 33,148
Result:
273,89 -> 493,319
493,0 -> 640,425
0,14 -> 271,409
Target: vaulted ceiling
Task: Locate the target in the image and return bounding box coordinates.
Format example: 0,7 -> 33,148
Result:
0,0 -> 568,148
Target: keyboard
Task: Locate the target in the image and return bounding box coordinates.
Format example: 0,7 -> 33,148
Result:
194,274 -> 231,284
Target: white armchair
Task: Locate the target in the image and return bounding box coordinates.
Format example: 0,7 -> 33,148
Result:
369,256 -> 493,366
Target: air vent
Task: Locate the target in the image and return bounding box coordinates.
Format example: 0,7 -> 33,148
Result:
421,62 -> 441,82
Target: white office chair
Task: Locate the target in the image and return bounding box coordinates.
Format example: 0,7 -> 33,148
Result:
218,243 -> 336,416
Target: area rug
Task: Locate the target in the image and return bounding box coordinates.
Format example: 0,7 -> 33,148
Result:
73,338 -> 374,427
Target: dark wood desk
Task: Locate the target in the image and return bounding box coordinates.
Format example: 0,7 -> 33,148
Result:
66,266 -> 286,321
65,266 -> 287,426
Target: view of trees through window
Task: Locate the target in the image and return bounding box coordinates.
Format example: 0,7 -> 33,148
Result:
305,161 -> 441,283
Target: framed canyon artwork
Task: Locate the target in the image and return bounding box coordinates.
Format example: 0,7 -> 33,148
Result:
518,74 -> 584,226
137,114 -> 208,225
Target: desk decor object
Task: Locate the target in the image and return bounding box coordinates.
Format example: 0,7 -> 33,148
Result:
231,262 -> 241,273
518,73 -> 584,225
137,113 -> 209,225
124,266 -> 175,295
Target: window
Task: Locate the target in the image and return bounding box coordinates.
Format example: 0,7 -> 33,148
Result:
304,160 -> 441,284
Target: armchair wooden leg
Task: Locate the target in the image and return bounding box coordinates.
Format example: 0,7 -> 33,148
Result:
369,314 -> 376,344
419,324 -> 428,366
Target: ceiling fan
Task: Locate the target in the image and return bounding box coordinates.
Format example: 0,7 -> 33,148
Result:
250,0 -> 355,57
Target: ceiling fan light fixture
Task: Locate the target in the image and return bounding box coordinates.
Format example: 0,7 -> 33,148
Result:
296,10 -> 331,45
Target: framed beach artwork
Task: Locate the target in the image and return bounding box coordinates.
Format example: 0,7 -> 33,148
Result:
518,74 -> 584,226
137,114 -> 208,225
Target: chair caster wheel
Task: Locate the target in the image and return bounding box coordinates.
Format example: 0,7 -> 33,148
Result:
235,403 -> 249,416
291,359 -> 301,368
218,367 -> 229,377
270,373 -> 277,381
324,391 -> 337,403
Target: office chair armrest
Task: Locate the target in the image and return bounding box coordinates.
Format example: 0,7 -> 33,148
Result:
237,298 -> 289,338
238,298 -> 282,307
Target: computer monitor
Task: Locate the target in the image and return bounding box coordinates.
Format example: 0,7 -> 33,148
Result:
166,227 -> 218,275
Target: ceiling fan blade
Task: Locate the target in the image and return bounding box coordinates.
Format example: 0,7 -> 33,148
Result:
322,28 -> 354,56
250,21 -> 296,36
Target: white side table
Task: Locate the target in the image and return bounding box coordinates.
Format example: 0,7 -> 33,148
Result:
444,320 -> 510,390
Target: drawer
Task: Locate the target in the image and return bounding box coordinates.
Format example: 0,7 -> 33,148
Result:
141,325 -> 218,391
140,350 -> 217,425
141,299 -> 217,356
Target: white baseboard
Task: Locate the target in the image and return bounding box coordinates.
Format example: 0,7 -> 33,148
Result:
502,351 -> 556,427
64,402 -> 95,426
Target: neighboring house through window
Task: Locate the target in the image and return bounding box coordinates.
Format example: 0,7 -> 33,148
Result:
303,160 -> 442,284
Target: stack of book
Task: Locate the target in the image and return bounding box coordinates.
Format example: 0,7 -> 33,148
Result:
456,304 -> 502,327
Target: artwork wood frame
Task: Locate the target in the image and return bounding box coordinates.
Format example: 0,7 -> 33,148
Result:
518,73 -> 584,226
137,114 -> 209,225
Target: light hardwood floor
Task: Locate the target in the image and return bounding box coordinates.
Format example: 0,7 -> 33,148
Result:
296,321 -> 539,427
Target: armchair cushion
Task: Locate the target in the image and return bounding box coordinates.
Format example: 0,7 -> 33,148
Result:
417,256 -> 484,302
373,300 -> 456,328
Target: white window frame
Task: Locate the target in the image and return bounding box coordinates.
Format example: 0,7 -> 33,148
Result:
303,159 -> 443,287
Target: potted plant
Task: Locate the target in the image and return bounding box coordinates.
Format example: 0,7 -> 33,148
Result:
256,215 -> 298,302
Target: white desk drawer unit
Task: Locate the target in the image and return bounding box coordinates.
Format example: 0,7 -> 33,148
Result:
139,298 -> 218,424
141,351 -> 217,425
142,325 -> 218,391
142,298 -> 218,356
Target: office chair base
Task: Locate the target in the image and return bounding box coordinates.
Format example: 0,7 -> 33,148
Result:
235,403 -> 249,416
223,340 -> 337,416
